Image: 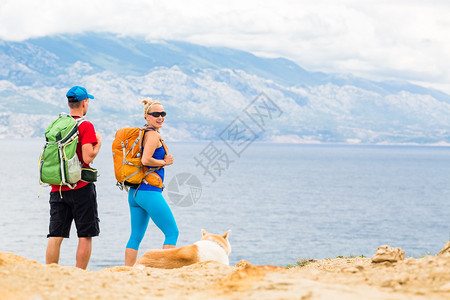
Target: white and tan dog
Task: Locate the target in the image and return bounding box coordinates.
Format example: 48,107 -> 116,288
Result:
135,229 -> 231,269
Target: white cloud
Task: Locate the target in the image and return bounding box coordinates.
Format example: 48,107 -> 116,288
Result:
1,0 -> 450,93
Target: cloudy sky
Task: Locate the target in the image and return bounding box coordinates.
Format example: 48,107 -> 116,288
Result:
1,0 -> 449,94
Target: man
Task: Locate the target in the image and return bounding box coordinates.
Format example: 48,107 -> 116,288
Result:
45,86 -> 102,269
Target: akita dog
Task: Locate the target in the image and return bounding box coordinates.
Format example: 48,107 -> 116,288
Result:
135,229 -> 231,269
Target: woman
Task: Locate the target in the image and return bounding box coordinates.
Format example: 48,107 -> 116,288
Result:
125,98 -> 179,266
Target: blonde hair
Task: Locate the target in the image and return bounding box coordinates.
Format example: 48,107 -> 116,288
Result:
142,97 -> 161,115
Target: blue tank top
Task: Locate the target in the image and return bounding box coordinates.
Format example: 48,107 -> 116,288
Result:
146,145 -> 165,182
139,131 -> 166,192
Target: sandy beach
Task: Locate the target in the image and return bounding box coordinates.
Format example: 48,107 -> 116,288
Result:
1,242 -> 449,300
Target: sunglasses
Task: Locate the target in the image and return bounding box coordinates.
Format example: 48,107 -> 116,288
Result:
147,111 -> 166,117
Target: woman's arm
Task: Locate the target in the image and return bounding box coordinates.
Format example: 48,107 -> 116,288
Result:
141,131 -> 166,167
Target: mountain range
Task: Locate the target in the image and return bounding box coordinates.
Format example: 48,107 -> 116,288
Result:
1,32 -> 450,144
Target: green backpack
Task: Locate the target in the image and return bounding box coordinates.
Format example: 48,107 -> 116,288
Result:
39,113 -> 85,189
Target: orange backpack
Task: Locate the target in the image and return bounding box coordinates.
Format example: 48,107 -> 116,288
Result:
112,127 -> 168,191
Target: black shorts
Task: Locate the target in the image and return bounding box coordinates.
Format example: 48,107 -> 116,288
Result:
48,183 -> 100,238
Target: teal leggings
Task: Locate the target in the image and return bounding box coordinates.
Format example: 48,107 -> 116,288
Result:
126,189 -> 179,250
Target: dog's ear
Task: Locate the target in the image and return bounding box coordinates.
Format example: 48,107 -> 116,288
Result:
222,230 -> 231,239
201,229 -> 207,236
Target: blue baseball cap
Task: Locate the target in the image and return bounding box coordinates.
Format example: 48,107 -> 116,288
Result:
66,86 -> 94,102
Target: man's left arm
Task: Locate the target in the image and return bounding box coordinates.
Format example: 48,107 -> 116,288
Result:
80,122 -> 102,164
82,132 -> 102,164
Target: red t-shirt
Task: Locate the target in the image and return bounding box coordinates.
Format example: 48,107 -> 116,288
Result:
51,117 -> 98,192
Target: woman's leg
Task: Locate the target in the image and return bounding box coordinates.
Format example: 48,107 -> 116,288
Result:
125,190 -> 150,266
136,191 -> 179,248
125,248 -> 138,266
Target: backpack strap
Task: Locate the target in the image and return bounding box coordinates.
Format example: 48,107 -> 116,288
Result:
71,115 -> 86,126
132,127 -> 163,195
145,127 -> 168,154
160,139 -> 168,155
76,118 -> 85,126
142,126 -> 167,175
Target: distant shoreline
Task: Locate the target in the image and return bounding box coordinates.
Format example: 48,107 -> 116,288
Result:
1,137 -> 450,147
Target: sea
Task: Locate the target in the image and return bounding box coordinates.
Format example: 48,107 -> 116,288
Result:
1,139 -> 449,270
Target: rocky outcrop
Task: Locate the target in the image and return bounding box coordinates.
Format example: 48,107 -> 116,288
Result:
371,245 -> 405,263
437,241 -> 450,257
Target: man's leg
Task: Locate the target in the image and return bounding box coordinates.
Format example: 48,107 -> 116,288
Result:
46,237 -> 64,265
76,237 -> 92,269
73,184 -> 99,270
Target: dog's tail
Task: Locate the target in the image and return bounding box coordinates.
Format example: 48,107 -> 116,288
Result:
134,245 -> 199,269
